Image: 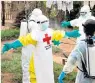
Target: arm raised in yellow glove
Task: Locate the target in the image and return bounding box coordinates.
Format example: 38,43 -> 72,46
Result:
52,30 -> 65,46
52,30 -> 80,46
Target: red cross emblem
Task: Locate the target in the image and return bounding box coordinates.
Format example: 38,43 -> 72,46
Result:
43,34 -> 51,44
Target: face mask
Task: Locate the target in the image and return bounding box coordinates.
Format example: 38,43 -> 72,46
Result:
37,20 -> 49,31
80,12 -> 87,18
41,22 -> 49,31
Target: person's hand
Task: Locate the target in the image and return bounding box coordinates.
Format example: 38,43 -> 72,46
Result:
61,21 -> 71,28
65,30 -> 81,38
2,43 -> 11,54
52,40 -> 61,46
58,71 -> 66,83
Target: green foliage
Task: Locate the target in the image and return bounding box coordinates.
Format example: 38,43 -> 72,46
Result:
50,7 -> 58,18
43,1 -> 46,8
49,3 -> 58,19
52,46 -> 62,53
54,62 -> 63,83
14,47 -> 22,53
1,29 -> 20,41
73,26 -> 79,30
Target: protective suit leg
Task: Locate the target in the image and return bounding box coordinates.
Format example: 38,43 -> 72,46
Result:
22,45 -> 35,83
29,53 -> 37,83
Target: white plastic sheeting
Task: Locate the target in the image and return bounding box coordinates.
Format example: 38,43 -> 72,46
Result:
84,1 -> 95,9
46,1 -> 73,12
46,0 -> 53,8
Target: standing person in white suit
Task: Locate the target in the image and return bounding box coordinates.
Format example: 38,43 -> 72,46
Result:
20,8 -> 42,83
61,5 -> 95,43
58,19 -> 95,83
2,13 -> 81,83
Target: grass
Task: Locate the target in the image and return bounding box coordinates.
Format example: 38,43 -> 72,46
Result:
1,48 -> 76,83
54,62 -> 76,83
52,45 -> 62,53
1,29 -> 20,41
1,48 -> 22,83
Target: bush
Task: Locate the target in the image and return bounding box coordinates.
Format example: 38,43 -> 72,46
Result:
14,10 -> 26,27
1,29 -> 20,41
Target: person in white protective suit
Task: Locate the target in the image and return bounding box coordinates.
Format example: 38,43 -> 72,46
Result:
20,8 -> 42,83
58,19 -> 95,83
2,13 -> 81,83
61,5 -> 95,43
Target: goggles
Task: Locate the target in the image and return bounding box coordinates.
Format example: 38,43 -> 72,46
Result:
37,20 -> 48,24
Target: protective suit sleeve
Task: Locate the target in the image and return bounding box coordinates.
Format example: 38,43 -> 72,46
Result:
18,33 -> 37,46
52,30 -> 80,46
52,30 -> 65,46
2,33 -> 37,53
52,30 -> 65,41
63,53 -> 77,73
52,30 -> 80,41
70,19 -> 79,26
63,43 -> 82,73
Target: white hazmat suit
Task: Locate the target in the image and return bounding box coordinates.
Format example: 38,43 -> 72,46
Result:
63,40 -> 95,83
20,8 -> 42,83
70,5 -> 95,42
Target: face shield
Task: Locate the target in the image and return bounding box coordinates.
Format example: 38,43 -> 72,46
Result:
36,15 -> 49,31
28,8 -> 43,30
80,5 -> 91,18
28,14 -> 40,31
80,12 -> 87,17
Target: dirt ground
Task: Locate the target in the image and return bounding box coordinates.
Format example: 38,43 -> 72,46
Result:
1,73 -> 14,83
1,40 -> 16,83
53,38 -> 76,64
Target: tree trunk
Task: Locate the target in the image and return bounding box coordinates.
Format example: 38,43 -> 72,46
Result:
2,1 -> 5,26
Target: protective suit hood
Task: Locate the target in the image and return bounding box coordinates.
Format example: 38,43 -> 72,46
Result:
29,14 -> 36,22
80,5 -> 91,19
36,15 -> 49,31
32,8 -> 42,16
80,5 -> 90,13
29,8 -> 42,22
